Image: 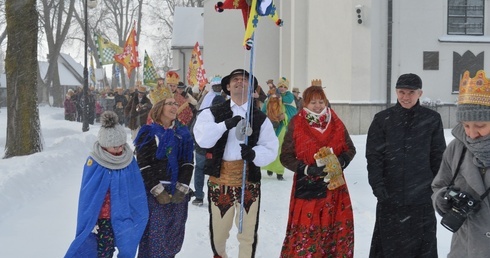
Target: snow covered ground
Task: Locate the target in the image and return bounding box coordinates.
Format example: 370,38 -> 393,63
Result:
0,106 -> 454,257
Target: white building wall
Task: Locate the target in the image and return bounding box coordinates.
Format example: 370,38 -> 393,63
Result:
203,2 -> 280,87
201,0 -> 490,133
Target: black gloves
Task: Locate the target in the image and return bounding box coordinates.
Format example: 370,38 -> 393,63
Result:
307,164 -> 327,177
373,187 -> 389,202
297,162 -> 326,177
240,144 -> 256,162
225,116 -> 242,130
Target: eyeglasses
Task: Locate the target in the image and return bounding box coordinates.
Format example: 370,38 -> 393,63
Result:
278,86 -> 287,88
164,102 -> 179,107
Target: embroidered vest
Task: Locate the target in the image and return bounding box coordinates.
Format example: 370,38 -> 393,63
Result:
204,99 -> 267,183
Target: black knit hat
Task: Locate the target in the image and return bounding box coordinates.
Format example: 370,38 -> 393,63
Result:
221,69 -> 258,95
396,73 -> 422,90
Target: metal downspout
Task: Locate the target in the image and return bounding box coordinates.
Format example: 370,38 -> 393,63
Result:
387,0 -> 393,108
179,49 -> 186,81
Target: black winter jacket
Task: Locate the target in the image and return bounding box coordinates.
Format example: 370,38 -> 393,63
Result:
366,101 -> 446,206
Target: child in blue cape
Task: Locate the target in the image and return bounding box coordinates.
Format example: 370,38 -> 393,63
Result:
65,111 -> 148,258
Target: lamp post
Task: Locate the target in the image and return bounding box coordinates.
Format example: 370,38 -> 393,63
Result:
82,0 -> 97,132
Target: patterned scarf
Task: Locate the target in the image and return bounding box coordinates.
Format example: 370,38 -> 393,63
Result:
301,106 -> 330,130
293,107 -> 347,165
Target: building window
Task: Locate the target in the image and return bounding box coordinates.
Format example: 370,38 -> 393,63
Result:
452,50 -> 484,92
423,51 -> 439,70
448,0 -> 484,35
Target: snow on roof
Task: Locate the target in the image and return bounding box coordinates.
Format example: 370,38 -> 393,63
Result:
171,7 -> 204,49
0,53 -> 105,89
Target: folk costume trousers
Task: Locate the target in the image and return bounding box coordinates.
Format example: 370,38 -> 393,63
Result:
207,160 -> 261,258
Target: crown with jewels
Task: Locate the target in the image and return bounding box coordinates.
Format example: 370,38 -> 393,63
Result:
166,71 -> 180,85
458,70 -> 490,107
311,79 -> 322,87
149,87 -> 173,105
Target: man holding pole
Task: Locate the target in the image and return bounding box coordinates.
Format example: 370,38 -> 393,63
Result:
193,69 -> 278,258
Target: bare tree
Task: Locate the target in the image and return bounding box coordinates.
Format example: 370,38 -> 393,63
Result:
69,0 -> 144,89
145,0 -> 203,70
99,0 -> 143,88
38,0 -> 76,107
4,0 -> 42,158
0,0 -> 7,47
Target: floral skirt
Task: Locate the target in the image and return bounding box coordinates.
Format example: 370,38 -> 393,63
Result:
281,177 -> 354,258
137,191 -> 189,258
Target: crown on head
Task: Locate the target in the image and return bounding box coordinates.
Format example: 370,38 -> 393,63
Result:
166,71 -> 180,85
311,79 -> 322,87
459,70 -> 490,106
149,87 -> 173,104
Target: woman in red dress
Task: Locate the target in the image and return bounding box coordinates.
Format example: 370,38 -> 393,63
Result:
280,84 -> 356,257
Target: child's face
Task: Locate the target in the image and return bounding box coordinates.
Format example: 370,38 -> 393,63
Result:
106,145 -> 124,155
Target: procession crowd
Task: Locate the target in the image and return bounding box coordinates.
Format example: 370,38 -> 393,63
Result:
64,69 -> 490,258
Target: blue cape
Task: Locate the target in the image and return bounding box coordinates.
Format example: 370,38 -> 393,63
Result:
65,157 -> 149,258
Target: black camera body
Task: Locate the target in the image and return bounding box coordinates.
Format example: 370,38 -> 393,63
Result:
440,188 -> 481,232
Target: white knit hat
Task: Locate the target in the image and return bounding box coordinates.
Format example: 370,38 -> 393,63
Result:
98,111 -> 127,148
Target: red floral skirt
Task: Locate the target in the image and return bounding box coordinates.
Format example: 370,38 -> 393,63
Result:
281,175 -> 354,258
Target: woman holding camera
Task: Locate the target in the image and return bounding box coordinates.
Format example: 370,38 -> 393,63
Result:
432,70 -> 490,258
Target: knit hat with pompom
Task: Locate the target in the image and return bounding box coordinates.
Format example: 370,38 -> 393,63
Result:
98,111 -> 127,148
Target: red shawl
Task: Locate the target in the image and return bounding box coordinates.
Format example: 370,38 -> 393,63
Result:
293,108 -> 348,165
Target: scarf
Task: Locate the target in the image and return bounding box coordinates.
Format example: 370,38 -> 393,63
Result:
90,142 -> 133,170
453,123 -> 490,168
301,106 -> 331,131
293,107 -> 347,165
134,122 -> 194,193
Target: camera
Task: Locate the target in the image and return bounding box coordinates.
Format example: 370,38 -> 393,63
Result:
440,188 -> 481,232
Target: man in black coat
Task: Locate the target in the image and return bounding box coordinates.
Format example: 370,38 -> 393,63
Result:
366,73 -> 446,258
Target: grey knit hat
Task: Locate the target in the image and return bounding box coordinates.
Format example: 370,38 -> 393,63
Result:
98,111 -> 127,148
456,70 -> 490,122
456,104 -> 490,122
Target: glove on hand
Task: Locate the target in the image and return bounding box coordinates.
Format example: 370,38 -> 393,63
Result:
240,144 -> 256,162
306,164 -> 327,177
373,187 -> 389,202
172,182 -> 191,204
225,116 -> 242,130
151,184 -> 172,204
297,162 -> 307,174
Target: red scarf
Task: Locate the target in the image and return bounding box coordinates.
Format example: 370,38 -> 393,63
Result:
293,108 -> 348,165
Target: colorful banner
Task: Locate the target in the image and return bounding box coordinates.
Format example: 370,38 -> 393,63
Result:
94,33 -> 123,65
114,23 -> 140,78
143,50 -> 159,87
186,42 -> 208,90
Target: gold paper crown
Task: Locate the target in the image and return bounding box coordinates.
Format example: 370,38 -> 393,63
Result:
149,87 -> 173,104
458,70 -> 490,106
166,71 -> 180,85
311,79 -> 322,87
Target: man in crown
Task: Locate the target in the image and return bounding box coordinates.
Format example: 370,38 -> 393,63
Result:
366,73 -> 446,258
166,71 -> 196,125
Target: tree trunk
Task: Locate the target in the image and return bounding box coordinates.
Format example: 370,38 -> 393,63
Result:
4,0 -> 43,158
51,60 -> 63,107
